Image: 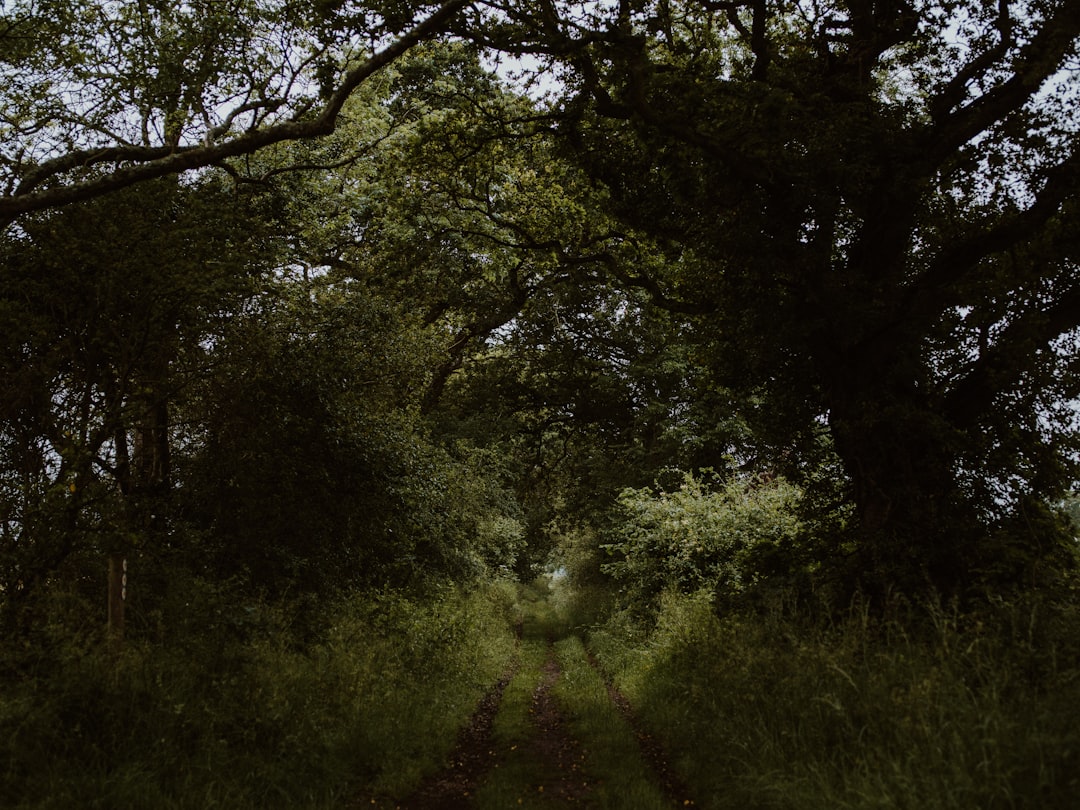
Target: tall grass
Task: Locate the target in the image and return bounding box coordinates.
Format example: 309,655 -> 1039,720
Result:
0,578 -> 519,809
588,589 -> 1080,809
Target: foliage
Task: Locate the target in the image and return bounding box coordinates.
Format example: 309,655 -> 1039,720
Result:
4,7 -> 1080,804
0,56 -> 535,608
466,0 -> 1080,597
175,273 -> 525,594
0,0 -> 472,218
4,0 -> 1080,606
0,580 -> 519,809
601,471 -> 805,610
0,178 -> 266,609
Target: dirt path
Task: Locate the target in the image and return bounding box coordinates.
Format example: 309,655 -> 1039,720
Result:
391,664 -> 517,810
367,629 -> 691,808
518,647 -> 592,803
393,643 -> 589,808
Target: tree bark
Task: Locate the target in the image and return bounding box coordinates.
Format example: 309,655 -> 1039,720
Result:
107,553 -> 126,645
822,346 -> 977,597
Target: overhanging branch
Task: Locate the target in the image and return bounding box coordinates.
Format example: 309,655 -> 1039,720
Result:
908,151 -> 1080,320
927,3 -> 1080,162
0,0 -> 471,222
945,281 -> 1080,427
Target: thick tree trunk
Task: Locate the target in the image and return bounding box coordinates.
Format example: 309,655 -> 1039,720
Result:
823,357 -> 979,599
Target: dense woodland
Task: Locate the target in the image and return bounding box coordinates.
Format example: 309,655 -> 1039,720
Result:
2,1 -> 1080,807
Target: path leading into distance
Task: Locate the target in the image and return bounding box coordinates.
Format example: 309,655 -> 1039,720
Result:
359,607 -> 696,809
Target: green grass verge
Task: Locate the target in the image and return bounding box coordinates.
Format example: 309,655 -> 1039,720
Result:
551,635 -> 675,809
588,590 -> 1080,810
0,581 -> 520,809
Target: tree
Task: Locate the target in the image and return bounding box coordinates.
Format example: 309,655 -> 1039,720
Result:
9,1 -> 1079,604
0,0 -> 470,221
176,274 -> 525,593
322,43 -> 758,572
463,1 -> 1080,596
146,61 -> 538,593
0,109 -> 530,610
0,178 -> 266,611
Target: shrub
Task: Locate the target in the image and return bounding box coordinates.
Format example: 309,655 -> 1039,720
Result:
601,470 -> 803,609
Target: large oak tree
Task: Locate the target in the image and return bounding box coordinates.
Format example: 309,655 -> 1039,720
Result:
464,0 -> 1080,595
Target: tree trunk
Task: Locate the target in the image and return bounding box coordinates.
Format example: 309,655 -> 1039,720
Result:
823,355 -> 979,599
134,398 -> 170,498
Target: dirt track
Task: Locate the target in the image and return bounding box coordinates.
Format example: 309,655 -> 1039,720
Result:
370,632 -> 692,809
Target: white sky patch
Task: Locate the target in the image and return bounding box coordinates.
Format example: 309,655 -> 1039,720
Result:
482,50 -> 565,102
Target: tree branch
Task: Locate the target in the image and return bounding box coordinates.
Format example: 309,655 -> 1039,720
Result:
928,0 -> 1013,122
908,151 -> 1080,319
0,0 -> 471,222
926,2 -> 1080,161
595,249 -> 715,316
945,279 -> 1080,427
421,260 -> 529,413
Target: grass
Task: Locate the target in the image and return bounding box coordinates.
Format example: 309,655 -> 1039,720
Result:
471,635 -> 556,810
587,589 -> 1080,810
551,634 -> 675,809
0,579 -> 520,809
473,580 -> 675,809
12,568 -> 1071,809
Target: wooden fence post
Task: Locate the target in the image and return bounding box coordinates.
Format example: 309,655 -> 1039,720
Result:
108,553 -> 127,644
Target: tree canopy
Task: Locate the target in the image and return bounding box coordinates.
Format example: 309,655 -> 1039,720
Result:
3,1 -> 1080,613
462,0 -> 1080,595
0,0 -> 471,219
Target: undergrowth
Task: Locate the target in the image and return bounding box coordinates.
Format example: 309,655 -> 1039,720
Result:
587,589 -> 1080,809
0,578 -> 519,809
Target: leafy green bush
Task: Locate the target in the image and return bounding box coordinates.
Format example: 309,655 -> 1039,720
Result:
601,470 -> 803,609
